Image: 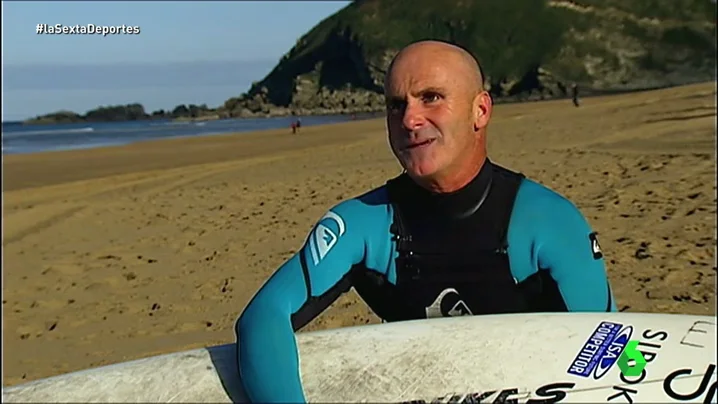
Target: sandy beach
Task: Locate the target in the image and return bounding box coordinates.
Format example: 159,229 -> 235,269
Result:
3,82 -> 716,386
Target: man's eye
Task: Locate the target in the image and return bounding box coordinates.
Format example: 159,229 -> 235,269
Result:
423,93 -> 441,103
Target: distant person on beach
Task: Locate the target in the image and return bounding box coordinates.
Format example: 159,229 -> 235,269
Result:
291,117 -> 301,134
236,40 -> 615,403
571,83 -> 580,107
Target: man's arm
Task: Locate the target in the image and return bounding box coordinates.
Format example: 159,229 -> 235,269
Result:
536,194 -> 617,312
235,201 -> 371,403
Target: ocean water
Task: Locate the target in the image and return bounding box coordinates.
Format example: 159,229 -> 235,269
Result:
1,113 -> 379,155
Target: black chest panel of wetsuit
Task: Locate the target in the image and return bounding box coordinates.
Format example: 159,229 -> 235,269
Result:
351,160 -> 568,322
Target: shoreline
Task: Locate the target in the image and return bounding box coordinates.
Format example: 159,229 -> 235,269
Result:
3,113 -> 383,157
6,81 -> 713,158
12,80 -> 712,127
3,118 -> 387,192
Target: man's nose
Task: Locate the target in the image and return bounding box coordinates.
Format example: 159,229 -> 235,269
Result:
402,102 -> 426,131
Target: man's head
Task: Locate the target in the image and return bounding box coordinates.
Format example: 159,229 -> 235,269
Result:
384,40 -> 492,193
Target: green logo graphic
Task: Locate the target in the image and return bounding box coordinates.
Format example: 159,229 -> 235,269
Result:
617,340 -> 647,376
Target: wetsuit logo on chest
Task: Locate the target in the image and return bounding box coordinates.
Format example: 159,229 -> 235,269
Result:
425,288 -> 473,318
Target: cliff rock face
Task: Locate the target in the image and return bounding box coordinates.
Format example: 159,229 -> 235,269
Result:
227,0 -> 715,116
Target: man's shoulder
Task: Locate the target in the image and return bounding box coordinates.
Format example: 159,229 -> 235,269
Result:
514,177 -> 586,222
509,177 -> 595,261
300,184 -> 394,266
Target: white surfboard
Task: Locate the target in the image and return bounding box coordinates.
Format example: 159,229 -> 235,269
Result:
3,312 -> 716,403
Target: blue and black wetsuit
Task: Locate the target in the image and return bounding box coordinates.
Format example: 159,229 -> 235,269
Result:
236,159 -> 616,403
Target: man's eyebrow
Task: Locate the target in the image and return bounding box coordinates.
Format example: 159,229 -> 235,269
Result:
413,86 -> 446,96
385,86 -> 447,103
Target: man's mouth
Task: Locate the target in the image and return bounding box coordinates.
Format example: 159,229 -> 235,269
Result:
405,138 -> 436,150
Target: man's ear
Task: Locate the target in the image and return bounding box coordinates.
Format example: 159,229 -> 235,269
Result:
473,91 -> 492,132
472,91 -> 492,132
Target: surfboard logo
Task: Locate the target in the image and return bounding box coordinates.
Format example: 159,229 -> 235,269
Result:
308,210 -> 346,266
567,321 -> 633,380
593,325 -> 633,379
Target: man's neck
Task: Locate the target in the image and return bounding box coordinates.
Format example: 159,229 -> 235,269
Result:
415,153 -> 488,194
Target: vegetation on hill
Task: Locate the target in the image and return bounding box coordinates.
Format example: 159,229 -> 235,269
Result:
227,0 -> 715,114
25,103 -> 219,125
25,0 -> 716,125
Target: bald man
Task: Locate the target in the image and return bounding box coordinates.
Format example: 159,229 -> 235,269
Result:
236,40 -> 615,403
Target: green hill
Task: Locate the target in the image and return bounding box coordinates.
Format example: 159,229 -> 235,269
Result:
225,0 -> 716,116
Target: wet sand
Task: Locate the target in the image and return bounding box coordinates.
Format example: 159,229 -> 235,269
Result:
3,82 -> 716,386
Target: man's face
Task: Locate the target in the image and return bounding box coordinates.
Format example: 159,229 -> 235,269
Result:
384,54 -> 477,181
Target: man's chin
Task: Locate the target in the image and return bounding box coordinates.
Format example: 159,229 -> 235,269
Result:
403,163 -> 441,180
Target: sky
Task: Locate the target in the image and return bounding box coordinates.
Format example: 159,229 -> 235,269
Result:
1,1 -> 351,121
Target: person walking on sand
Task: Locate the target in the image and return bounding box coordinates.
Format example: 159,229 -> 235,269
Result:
236,40 -> 615,403
290,117 -> 301,134
571,82 -> 580,107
